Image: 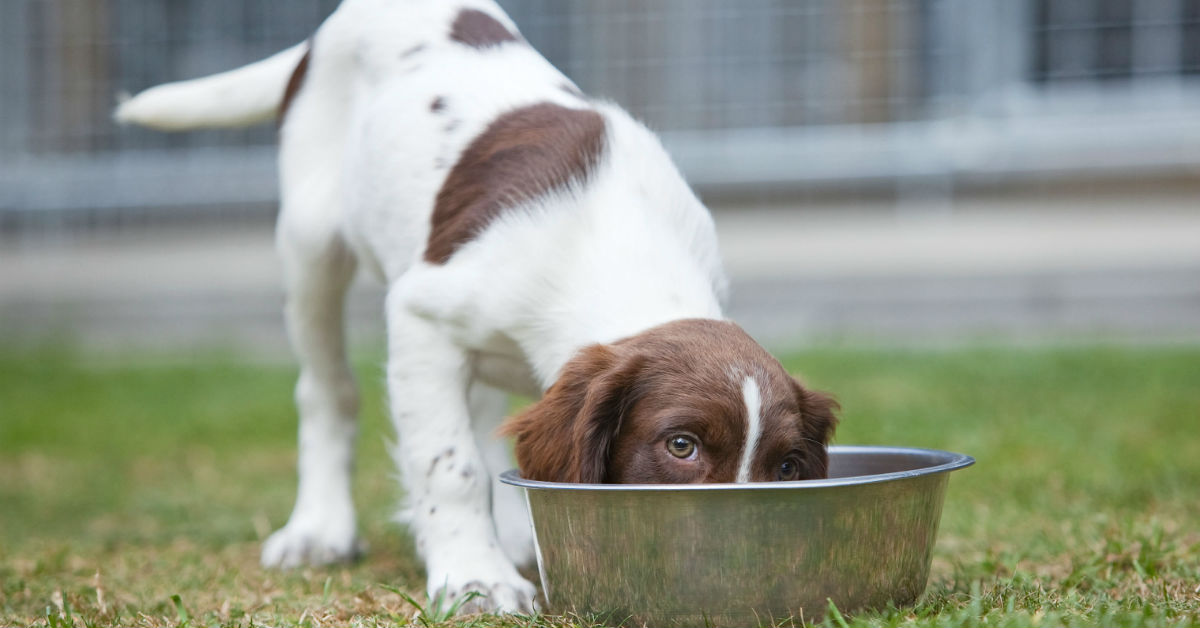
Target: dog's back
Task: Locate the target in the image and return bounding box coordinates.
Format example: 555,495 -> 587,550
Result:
275,0 -> 727,352
307,0 -> 598,281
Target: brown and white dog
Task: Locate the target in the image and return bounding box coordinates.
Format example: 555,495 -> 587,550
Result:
116,0 -> 837,614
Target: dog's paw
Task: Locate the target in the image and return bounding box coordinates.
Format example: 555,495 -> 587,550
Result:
431,573 -> 539,615
260,520 -> 364,568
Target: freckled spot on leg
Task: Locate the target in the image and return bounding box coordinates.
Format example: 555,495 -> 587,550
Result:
426,447 -> 457,477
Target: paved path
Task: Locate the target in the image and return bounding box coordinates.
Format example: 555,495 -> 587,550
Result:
712,196 -> 1200,346
3,196 -> 1199,354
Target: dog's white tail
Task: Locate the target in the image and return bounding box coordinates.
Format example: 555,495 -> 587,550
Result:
114,42 -> 308,131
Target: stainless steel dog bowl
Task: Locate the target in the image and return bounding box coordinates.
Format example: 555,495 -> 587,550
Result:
500,445 -> 974,627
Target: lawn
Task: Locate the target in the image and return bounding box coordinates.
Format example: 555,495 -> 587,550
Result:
2,342 -> 1198,627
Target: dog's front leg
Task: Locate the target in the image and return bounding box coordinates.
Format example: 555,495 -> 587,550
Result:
385,295 -> 537,615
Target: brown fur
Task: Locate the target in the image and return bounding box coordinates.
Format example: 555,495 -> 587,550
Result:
499,344 -> 642,483
277,42 -> 311,126
424,102 -> 607,264
449,8 -> 519,49
501,319 -> 838,484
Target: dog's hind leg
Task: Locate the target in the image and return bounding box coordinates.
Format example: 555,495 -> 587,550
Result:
258,28 -> 366,567
261,229 -> 363,567
467,381 -> 536,569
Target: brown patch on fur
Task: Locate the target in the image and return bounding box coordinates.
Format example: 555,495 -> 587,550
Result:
430,96 -> 446,113
500,344 -> 639,483
424,102 -> 607,264
502,319 -> 838,484
277,42 -> 311,127
449,9 -> 519,49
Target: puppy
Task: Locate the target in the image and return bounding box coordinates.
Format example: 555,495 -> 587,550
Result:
116,0 -> 837,614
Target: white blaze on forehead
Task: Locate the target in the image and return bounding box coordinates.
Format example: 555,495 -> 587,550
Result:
735,376 -> 764,483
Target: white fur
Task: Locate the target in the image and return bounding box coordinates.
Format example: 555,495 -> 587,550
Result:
116,0 -> 728,614
735,377 -> 764,483
114,43 -> 308,130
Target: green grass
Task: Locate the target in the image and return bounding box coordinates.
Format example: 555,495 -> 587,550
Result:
2,343 -> 1199,627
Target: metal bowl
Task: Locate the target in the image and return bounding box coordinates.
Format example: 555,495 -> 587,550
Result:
500,445 -> 974,627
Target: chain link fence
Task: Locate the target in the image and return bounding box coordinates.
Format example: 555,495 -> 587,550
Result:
3,0 -> 1199,229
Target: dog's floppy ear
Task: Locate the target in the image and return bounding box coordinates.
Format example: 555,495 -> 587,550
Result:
500,344 -> 643,483
791,377 -> 840,479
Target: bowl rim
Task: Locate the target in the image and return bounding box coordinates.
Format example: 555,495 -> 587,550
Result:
499,444 -> 975,491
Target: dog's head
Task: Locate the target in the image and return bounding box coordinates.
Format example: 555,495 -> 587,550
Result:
501,319 -> 838,484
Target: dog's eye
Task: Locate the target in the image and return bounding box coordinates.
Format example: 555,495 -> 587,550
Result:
666,435 -> 697,459
778,456 -> 802,481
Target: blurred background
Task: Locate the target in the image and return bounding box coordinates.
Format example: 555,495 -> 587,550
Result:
3,0 -> 1199,353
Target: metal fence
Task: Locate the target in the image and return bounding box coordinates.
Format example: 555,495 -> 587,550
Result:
2,0 -> 1199,223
